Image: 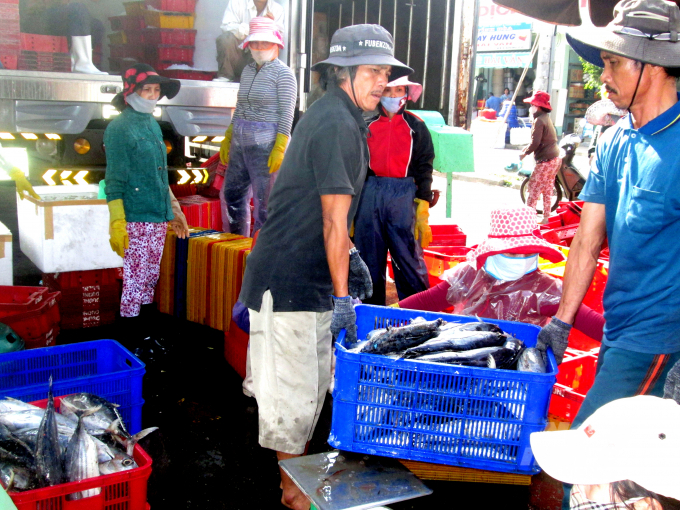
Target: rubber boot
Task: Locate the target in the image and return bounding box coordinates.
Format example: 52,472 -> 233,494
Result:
134,303 -> 172,365
71,36 -> 107,75
116,316 -> 143,354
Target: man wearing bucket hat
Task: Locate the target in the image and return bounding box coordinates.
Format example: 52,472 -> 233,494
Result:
104,64 -> 189,361
530,395 -> 680,509
218,16 -> 296,236
519,90 -> 560,223
238,24 -> 411,510
535,2 -> 680,501
353,76 -> 435,306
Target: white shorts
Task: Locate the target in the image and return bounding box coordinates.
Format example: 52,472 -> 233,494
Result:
248,290 -> 333,454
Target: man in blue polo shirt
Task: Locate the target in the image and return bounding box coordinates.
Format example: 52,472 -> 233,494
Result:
485,92 -> 502,114
534,0 -> 680,504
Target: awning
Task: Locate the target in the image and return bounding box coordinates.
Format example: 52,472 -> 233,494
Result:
492,0 -> 620,27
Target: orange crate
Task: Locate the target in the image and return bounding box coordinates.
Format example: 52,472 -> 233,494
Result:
224,319 -> 248,379
548,347 -> 599,423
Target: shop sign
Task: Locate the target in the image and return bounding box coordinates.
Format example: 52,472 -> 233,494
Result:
476,52 -> 533,68
477,27 -> 532,51
478,0 -> 534,27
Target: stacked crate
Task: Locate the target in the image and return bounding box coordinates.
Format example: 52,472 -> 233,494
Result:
42,268 -> 122,329
0,286 -> 61,349
0,0 -> 20,70
18,33 -> 70,73
109,0 -> 196,73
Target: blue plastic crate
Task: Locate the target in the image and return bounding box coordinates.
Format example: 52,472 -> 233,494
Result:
329,305 -> 558,475
0,340 -> 145,434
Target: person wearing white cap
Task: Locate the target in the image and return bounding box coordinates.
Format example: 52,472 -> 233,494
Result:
215,0 -> 285,82
218,16 -> 296,236
353,76 -> 435,306
531,395 -> 680,509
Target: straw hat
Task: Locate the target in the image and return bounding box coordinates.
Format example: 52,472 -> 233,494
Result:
240,17 -> 284,50
386,76 -> 423,103
466,206 -> 565,269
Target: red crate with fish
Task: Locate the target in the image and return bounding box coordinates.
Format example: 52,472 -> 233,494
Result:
3,397 -> 152,510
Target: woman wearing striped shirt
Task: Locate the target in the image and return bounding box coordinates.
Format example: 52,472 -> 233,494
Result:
219,16 -> 297,236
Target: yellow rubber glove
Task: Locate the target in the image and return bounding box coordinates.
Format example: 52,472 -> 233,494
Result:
414,198 -> 433,249
267,133 -> 289,174
219,124 -> 234,165
107,199 -> 128,258
8,167 -> 40,200
168,188 -> 189,239
388,302 -> 400,308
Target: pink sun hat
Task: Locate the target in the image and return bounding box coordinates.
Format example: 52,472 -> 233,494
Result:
240,16 -> 284,50
386,76 -> 423,103
466,206 -> 565,269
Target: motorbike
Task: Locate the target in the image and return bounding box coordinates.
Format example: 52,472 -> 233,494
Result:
518,133 -> 587,214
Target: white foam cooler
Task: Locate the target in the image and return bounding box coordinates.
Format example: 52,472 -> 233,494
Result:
17,185 -> 123,273
0,221 -> 12,285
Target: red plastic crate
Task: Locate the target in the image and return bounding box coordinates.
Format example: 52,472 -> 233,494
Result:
0,292 -> 60,345
224,319 -> 248,379
146,0 -> 197,12
0,286 -> 50,319
5,397 -> 152,510
23,325 -> 59,349
0,2 -> 18,19
61,309 -> 117,330
20,33 -> 68,53
144,28 -> 197,46
0,0 -> 19,4
42,269 -> 123,290
548,348 -> 599,423
122,15 -> 147,32
145,44 -> 194,63
429,224 -> 467,247
59,284 -> 121,312
0,53 -> 18,69
159,69 -> 216,81
541,223 -> 580,247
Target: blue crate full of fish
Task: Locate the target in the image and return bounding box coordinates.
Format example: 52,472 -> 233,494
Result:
329,305 -> 558,475
0,340 -> 144,434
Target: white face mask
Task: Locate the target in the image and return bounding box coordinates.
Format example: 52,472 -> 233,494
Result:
380,94 -> 407,114
251,48 -> 278,65
530,105 -> 538,115
484,253 -> 538,281
126,93 -> 158,114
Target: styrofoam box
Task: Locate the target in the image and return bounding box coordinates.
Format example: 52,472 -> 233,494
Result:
17,185 -> 123,273
0,221 -> 12,285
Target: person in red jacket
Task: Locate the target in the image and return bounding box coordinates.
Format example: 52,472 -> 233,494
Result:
353,77 -> 435,305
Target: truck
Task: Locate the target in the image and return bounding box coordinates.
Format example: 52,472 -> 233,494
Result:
0,0 -> 475,188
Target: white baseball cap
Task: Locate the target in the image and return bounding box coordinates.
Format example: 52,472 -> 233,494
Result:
530,395 -> 680,500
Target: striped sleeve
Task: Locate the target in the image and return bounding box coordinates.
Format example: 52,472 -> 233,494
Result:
275,63 -> 297,136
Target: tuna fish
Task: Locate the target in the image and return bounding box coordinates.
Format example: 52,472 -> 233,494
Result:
98,452 -> 138,475
517,347 -> 547,373
0,462 -> 38,492
34,379 -> 64,487
63,407 -> 102,500
360,318 -> 444,355
411,346 -> 503,366
401,330 -> 507,358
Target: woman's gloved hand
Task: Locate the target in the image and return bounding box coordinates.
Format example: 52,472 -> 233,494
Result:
536,317 -> 571,364
268,133 -> 289,174
107,199 -> 128,258
414,198 -> 433,248
8,167 -> 40,200
348,248 -> 373,300
168,188 -> 189,239
219,124 -> 234,165
330,296 -> 357,345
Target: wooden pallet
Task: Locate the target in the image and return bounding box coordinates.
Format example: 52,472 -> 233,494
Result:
399,460 -> 532,486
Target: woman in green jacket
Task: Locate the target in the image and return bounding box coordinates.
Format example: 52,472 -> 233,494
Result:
104,64 -> 189,358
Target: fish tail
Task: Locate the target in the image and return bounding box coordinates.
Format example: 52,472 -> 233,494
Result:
125,427 -> 159,456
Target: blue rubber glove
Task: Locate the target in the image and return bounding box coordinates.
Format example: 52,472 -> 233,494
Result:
330,296 -> 357,345
536,317 -> 571,365
348,248 -> 373,300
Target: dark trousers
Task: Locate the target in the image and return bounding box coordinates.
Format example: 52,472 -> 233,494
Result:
215,31 -> 253,81
353,176 -> 429,306
21,3 -> 104,47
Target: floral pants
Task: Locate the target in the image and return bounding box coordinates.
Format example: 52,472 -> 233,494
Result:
527,156 -> 561,213
120,222 -> 167,318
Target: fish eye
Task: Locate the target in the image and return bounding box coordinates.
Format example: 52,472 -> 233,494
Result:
122,459 -> 133,466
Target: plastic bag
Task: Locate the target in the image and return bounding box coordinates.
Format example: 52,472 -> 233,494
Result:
444,262 -> 562,326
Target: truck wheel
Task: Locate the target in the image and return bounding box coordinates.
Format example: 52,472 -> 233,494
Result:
520,177 -> 563,214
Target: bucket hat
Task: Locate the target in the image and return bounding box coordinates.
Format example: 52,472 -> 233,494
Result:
566,0 -> 680,68
585,98 -> 626,125
466,206 -> 565,269
112,63 -> 180,111
386,76 -> 423,103
530,395 -> 680,500
240,16 -> 284,50
523,90 -> 552,111
311,24 -> 412,81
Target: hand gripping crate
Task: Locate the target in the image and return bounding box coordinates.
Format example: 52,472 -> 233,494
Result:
330,305 -> 558,475
0,340 -> 145,433
4,396 -> 152,510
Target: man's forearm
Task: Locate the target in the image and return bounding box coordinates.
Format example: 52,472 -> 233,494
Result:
555,203 -> 607,324
321,194 -> 353,297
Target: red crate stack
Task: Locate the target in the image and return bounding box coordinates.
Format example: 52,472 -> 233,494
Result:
0,1 -> 20,70
18,33 -> 71,72
0,288 -> 61,349
42,268 -> 123,329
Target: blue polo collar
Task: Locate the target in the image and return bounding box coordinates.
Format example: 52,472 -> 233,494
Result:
632,93 -> 680,136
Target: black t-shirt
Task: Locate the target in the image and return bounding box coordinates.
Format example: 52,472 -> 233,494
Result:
239,85 -> 369,313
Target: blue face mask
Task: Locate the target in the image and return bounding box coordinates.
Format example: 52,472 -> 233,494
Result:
126,93 -> 158,114
380,95 -> 407,114
484,253 -> 538,281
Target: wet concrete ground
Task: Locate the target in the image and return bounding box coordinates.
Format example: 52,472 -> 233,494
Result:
1,182 -> 533,509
